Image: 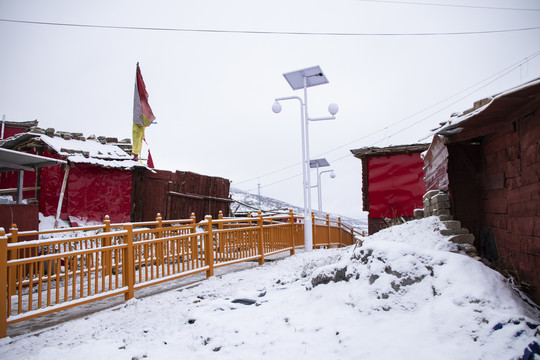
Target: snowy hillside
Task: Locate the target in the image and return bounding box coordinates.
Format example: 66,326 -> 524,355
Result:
230,187 -> 368,231
1,216 -> 538,359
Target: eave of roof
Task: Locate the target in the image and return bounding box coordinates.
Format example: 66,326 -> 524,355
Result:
350,143 -> 430,159
0,147 -> 66,172
435,77 -> 540,137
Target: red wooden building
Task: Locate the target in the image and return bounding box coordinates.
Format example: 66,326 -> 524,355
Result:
0,122 -> 231,228
424,78 -> 540,303
351,144 -> 428,234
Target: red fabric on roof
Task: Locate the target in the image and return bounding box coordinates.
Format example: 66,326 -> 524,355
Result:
368,153 -> 426,218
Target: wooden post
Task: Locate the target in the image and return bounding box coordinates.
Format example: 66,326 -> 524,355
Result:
0,228 -> 8,338
218,210 -> 223,223
247,212 -> 252,258
326,214 -> 331,248
123,224 -> 135,301
288,209 -> 295,255
204,216 -> 214,278
257,211 -> 264,265
54,164 -> 70,229
190,213 -> 197,264
338,217 -> 343,246
312,212 -> 316,249
8,224 -> 18,296
156,213 -> 163,267
16,170 -> 24,204
218,210 -> 224,255
103,215 -> 112,276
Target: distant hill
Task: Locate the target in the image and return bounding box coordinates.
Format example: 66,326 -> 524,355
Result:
229,187 -> 367,231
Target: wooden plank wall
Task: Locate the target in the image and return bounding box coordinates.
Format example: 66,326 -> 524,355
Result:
423,135 -> 449,192
131,168 -> 230,222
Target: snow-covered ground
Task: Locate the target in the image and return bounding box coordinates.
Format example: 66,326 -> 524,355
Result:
1,217 -> 538,359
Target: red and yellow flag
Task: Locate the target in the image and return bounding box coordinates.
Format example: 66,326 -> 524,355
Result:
132,63 -> 156,158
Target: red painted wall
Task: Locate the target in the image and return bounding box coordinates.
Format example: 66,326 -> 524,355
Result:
38,161 -> 131,224
368,153 -> 426,219
67,163 -> 132,224
0,169 -> 37,200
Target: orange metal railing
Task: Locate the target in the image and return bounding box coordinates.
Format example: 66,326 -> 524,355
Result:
0,210 -> 362,337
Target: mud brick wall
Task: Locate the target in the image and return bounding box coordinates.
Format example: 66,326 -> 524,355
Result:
480,100 -> 539,302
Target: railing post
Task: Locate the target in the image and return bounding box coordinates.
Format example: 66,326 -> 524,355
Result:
326,214 -> 331,248
103,215 -> 112,276
204,216 -> 214,277
247,212 -> 252,256
8,224 -> 18,296
338,217 -> 343,246
123,224 -> 135,301
312,212 -> 316,249
0,228 -> 8,338
288,209 -> 295,255
218,210 -> 224,255
190,213 -> 197,263
156,213 -> 163,267
257,211 -> 265,265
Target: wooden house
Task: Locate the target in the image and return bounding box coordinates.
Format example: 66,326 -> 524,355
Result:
0,122 -> 231,226
424,78 -> 540,302
351,144 -> 429,234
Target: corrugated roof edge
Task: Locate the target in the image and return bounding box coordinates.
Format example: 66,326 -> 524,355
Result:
435,77 -> 540,135
350,143 -> 430,159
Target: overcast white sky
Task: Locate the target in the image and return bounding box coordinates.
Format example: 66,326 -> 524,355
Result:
1,0 -> 539,219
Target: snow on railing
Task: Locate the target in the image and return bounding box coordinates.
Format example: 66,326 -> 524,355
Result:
0,210 -> 362,337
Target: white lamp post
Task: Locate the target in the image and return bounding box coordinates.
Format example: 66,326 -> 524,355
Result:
272,66 -> 338,251
317,169 -> 335,212
310,158 -> 335,212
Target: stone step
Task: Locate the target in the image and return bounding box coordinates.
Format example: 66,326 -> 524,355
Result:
438,214 -> 453,221
448,233 -> 475,245
442,220 -> 461,230
423,190 -> 440,201
413,209 -> 424,219
440,228 -> 469,236
458,243 -> 477,255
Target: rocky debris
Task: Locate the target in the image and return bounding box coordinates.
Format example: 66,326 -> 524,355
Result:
231,298 -> 257,305
310,266 -> 352,287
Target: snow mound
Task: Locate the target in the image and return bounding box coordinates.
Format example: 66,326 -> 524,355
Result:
308,217 -> 540,358
367,216 -> 458,251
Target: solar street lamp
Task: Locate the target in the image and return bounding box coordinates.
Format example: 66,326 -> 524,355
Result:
272,66 -> 338,251
310,158 -> 335,211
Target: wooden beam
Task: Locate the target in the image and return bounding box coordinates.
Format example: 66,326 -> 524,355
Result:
0,162 -> 35,172
16,170 -> 24,204
0,186 -> 41,195
167,191 -> 232,202
54,165 -> 70,228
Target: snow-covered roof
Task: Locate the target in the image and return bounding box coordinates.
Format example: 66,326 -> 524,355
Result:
40,135 -> 147,170
40,134 -> 131,160
0,128 -> 149,170
435,77 -> 540,136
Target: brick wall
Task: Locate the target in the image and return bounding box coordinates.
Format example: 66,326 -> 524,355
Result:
480,101 -> 540,302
